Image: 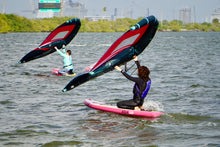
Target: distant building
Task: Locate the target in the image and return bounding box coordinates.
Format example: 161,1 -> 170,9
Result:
63,0 -> 88,19
36,0 -> 88,19
84,15 -> 112,21
84,7 -> 115,21
211,8 -> 220,23
179,7 -> 191,24
36,11 -> 56,18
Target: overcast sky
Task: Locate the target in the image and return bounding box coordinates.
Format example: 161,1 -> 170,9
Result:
0,0 -> 220,22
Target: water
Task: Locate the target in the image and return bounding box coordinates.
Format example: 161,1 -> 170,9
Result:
0,32 -> 219,146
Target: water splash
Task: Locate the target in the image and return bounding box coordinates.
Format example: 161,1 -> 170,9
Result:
143,100 -> 164,112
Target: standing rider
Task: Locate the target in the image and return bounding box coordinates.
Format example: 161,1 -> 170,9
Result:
54,44 -> 74,75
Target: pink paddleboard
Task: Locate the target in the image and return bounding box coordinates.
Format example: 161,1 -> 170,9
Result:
84,99 -> 163,118
51,68 -> 76,76
51,68 -> 63,76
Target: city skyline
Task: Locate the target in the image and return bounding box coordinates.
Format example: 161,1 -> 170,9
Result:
0,0 -> 220,23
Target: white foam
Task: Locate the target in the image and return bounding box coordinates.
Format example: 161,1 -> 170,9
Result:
143,100 -> 164,112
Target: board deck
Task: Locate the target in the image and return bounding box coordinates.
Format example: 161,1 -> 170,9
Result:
84,99 -> 163,118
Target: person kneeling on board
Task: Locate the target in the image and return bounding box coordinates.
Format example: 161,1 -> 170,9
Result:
54,44 -> 74,75
114,56 -> 151,111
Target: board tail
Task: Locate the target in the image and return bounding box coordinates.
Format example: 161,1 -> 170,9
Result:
62,72 -> 93,92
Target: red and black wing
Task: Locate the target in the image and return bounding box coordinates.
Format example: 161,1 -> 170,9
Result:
19,18 -> 81,63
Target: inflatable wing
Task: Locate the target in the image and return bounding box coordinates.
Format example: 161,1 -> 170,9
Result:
63,15 -> 159,92
19,18 -> 81,63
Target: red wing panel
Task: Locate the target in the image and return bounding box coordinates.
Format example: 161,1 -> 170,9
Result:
40,25 -> 76,47
91,24 -> 149,71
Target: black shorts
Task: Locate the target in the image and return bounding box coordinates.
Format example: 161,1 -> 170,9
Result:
117,99 -> 138,110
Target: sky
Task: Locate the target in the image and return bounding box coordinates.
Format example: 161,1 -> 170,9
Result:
0,0 -> 220,23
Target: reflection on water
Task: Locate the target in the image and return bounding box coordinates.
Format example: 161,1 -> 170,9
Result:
80,112 -> 161,146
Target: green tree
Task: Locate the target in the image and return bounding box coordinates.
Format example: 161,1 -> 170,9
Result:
158,20 -> 169,31
168,20 -> 182,31
103,7 -> 107,12
211,18 -> 220,31
5,14 -> 33,32
1,13 -> 220,33
0,14 -> 10,33
212,18 -> 219,25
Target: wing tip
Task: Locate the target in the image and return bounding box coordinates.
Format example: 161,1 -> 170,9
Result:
62,88 -> 67,92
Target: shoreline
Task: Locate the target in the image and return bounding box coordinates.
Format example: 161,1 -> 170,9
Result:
1,29 -> 219,34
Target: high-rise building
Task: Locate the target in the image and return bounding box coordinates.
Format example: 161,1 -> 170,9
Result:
63,0 -> 88,19
179,7 -> 191,24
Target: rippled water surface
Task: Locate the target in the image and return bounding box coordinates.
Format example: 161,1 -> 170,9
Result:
0,32 -> 219,146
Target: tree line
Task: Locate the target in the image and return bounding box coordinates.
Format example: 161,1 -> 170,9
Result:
0,13 -> 219,33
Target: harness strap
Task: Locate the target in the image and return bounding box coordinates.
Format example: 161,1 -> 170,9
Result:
135,80 -> 151,99
63,64 -> 72,68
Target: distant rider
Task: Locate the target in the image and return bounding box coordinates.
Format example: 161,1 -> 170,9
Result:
114,56 -> 151,111
54,44 -> 74,75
